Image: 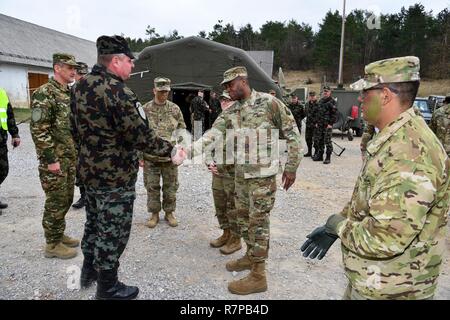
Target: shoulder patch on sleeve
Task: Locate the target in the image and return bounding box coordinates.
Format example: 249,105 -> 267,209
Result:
31,108 -> 43,123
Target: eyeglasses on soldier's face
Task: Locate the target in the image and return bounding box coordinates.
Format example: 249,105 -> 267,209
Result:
360,85 -> 399,101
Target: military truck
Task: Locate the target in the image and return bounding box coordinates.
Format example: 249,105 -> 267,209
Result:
332,88 -> 364,139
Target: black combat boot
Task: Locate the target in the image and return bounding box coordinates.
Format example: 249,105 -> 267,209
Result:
323,153 -> 331,164
72,196 -> 85,209
313,151 -> 323,162
96,268 -> 139,300
80,257 -> 98,289
304,143 -> 313,157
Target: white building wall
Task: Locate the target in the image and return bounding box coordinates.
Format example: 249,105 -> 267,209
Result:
0,63 -> 52,108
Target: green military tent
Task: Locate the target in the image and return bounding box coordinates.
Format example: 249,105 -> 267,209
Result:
127,36 -> 280,130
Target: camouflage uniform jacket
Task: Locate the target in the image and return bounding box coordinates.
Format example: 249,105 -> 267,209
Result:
190,96 -> 209,121
317,96 -> 337,128
288,102 -> 305,131
30,77 -> 77,165
0,102 -> 19,148
142,99 -> 186,162
335,108 -> 450,299
360,123 -> 376,152
195,90 -> 302,179
430,104 -> 450,156
70,64 -> 173,189
305,100 -> 319,128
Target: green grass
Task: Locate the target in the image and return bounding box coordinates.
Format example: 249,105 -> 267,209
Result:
13,108 -> 31,124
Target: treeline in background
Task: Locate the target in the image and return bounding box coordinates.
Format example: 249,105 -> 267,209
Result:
125,3 -> 450,82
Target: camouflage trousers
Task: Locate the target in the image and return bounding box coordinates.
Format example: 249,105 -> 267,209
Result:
305,125 -> 315,150
143,161 -> 179,214
212,174 -> 239,236
234,176 -> 277,263
0,146 -> 8,185
38,158 -> 76,244
342,283 -> 434,300
81,186 -> 136,271
313,127 -> 333,155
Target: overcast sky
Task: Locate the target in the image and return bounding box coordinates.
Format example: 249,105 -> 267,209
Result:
1,0 -> 449,41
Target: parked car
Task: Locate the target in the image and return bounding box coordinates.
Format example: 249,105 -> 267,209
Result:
414,97 -> 433,124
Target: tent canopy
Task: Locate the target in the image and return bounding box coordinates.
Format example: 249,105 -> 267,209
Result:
127,36 -> 280,103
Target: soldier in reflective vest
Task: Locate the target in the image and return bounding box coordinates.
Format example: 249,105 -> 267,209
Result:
0,88 -> 21,215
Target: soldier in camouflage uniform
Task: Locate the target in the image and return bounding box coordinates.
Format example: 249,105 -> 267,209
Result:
208,91 -> 222,127
430,95 -> 450,157
287,94 -> 305,135
141,77 -> 186,228
304,91 -> 318,157
71,36 -> 181,300
71,61 -> 89,210
208,91 -> 241,255
190,90 -> 210,139
312,86 -> 337,164
30,53 -> 80,260
194,66 -> 302,295
302,56 -> 450,300
0,88 -> 20,215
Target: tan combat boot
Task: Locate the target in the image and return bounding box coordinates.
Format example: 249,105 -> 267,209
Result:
45,242 -> 77,259
220,235 -> 242,255
62,234 -> 80,248
228,261 -> 267,295
165,212 -> 178,227
146,212 -> 159,228
225,251 -> 252,272
210,229 -> 231,248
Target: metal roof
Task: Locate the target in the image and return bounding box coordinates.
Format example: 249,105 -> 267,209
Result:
0,13 -> 97,69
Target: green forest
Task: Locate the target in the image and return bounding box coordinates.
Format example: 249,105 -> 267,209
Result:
125,3 -> 450,83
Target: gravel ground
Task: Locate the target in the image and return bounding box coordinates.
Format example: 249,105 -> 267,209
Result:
0,124 -> 449,300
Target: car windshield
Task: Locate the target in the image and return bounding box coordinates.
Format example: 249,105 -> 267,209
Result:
414,99 -> 430,113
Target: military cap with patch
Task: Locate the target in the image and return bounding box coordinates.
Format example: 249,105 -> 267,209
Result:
154,77 -> 171,91
323,85 -> 331,91
96,35 -> 135,59
221,66 -> 248,85
350,56 -> 420,91
53,53 -> 78,66
309,91 -> 316,96
76,62 -> 89,75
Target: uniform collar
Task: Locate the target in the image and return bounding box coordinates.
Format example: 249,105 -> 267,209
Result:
366,108 -> 415,156
239,89 -> 258,105
91,64 -> 123,82
49,77 -> 69,93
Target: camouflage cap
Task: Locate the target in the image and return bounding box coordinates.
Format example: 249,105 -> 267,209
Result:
221,66 -> 248,85
309,91 -> 316,96
323,85 -> 331,91
53,53 -> 78,67
350,56 -> 420,91
96,35 -> 135,59
154,77 -> 171,91
220,91 -> 231,100
76,62 -> 89,75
